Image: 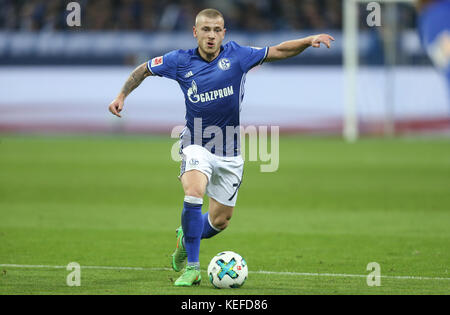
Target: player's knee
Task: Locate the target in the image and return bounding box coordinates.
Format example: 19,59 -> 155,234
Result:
183,188 -> 204,199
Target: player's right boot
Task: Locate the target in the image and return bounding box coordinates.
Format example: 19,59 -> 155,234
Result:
171,227 -> 187,272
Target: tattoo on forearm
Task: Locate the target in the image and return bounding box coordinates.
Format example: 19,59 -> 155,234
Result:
121,63 -> 150,97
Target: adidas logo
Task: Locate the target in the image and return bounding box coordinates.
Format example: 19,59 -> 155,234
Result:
184,71 -> 194,78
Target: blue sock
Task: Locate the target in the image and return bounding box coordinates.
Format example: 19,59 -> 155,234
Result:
201,212 -> 222,239
181,197 -> 203,264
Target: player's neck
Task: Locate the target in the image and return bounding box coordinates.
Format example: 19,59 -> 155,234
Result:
197,48 -> 221,63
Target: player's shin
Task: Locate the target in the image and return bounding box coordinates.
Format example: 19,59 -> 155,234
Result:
181,196 -> 203,269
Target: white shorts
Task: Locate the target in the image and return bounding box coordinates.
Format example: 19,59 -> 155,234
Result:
179,145 -> 244,207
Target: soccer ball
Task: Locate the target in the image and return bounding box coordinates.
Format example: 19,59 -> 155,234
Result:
207,251 -> 248,289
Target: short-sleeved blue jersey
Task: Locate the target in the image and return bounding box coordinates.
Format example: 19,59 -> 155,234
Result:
147,41 -> 269,157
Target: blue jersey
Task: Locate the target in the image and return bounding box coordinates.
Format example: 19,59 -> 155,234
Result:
147,41 -> 269,157
418,0 -> 450,47
418,0 -> 450,97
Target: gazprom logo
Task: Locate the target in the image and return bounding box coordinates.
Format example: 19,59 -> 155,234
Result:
187,80 -> 200,103
187,80 -> 234,103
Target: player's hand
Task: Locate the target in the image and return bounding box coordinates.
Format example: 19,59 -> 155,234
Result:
310,34 -> 335,48
108,97 -> 124,118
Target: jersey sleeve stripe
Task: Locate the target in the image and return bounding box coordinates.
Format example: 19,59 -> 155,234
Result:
146,60 -> 155,75
259,46 -> 269,66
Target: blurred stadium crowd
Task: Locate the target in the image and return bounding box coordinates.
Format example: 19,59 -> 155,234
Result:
0,0 -> 417,31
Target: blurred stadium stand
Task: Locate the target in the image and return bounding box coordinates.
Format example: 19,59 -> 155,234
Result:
4,0 -> 346,31
0,0 -> 428,65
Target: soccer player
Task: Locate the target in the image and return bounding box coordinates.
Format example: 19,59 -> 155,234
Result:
417,0 -> 450,102
108,8 -> 334,287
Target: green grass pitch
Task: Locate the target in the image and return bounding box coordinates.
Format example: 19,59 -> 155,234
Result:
0,135 -> 449,295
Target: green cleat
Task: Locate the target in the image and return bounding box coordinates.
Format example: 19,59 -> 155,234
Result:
171,227 -> 187,272
174,266 -> 202,287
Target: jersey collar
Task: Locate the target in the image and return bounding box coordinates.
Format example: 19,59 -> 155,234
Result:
195,45 -> 225,63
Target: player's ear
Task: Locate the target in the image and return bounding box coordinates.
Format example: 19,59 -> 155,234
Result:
193,26 -> 197,38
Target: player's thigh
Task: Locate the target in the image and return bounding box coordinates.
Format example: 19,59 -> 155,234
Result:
209,197 -> 234,229
180,170 -> 208,198
209,156 -> 243,204
179,145 -> 213,198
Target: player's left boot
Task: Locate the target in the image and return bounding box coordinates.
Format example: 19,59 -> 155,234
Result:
174,266 -> 202,287
172,227 -> 187,272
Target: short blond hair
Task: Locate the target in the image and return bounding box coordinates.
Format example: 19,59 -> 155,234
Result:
195,8 -> 224,26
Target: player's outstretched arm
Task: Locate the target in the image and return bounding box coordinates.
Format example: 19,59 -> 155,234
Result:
265,34 -> 335,62
108,62 -> 153,118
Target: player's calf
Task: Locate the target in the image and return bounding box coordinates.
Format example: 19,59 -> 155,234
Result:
210,213 -> 232,230
201,212 -> 223,239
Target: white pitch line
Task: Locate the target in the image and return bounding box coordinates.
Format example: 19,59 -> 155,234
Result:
1,264 -> 449,281
253,270 -> 450,281
0,264 -> 171,272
